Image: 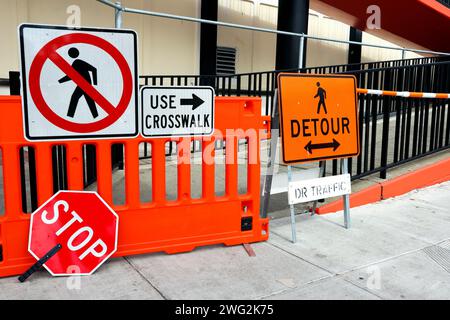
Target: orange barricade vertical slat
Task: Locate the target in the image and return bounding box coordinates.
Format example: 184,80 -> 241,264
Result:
248,134 -> 260,196
125,140 -> 140,209
225,135 -> 238,198
151,139 -> 166,203
66,142 -> 84,190
202,138 -> 215,201
177,138 -> 191,202
96,142 -> 113,204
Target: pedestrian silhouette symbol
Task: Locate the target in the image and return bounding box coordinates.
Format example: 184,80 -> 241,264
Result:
58,47 -> 99,118
314,82 -> 327,114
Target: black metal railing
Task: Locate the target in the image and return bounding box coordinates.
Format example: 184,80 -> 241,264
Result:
437,0 -> 450,8
6,56 -> 450,213
140,56 -> 442,116
140,56 -> 450,180
345,60 -> 450,179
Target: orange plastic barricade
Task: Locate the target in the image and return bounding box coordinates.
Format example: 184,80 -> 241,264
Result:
0,95 -> 270,278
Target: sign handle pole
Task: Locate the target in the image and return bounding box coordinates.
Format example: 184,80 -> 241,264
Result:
341,158 -> 351,229
311,160 -> 326,216
18,244 -> 62,282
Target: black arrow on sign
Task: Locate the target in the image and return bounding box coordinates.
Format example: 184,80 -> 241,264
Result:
304,138 -> 340,154
180,94 -> 204,111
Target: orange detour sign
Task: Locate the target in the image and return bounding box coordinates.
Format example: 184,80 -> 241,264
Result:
277,73 -> 360,163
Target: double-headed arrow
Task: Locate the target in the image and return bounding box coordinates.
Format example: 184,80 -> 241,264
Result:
304,138 -> 340,154
180,94 -> 204,111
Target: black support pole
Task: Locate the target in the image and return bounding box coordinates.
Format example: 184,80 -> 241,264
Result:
275,0 -> 309,70
200,0 -> 218,83
9,71 -> 21,95
348,27 -> 362,71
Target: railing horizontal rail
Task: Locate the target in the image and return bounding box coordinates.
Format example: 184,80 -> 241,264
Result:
6,56 -> 449,198
97,0 -> 450,57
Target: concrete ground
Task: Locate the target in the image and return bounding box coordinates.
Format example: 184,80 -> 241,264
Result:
1,180 -> 449,300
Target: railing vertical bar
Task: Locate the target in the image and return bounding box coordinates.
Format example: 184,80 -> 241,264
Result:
404,99 -> 412,159
356,72 -> 364,175
399,97 -> 408,161
422,101 -> 430,153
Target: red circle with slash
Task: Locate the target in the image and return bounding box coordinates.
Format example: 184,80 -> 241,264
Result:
28,33 -> 133,133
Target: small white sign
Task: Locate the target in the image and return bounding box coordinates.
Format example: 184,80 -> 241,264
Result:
141,86 -> 214,138
19,24 -> 138,141
288,174 -> 351,205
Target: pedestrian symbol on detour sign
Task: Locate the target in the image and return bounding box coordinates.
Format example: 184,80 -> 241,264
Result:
277,74 -> 360,164
19,24 -> 138,141
141,86 -> 214,138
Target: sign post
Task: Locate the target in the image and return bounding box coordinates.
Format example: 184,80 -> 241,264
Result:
19,24 -> 138,141
341,159 -> 351,228
277,73 -> 360,242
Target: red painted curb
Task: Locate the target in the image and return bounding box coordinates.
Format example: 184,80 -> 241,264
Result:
316,156 -> 450,214
382,157 -> 450,199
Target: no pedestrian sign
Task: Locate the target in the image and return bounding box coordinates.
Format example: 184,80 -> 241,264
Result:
141,86 -> 214,138
19,24 -> 138,141
277,74 -> 360,163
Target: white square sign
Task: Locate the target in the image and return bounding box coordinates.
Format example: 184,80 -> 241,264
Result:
288,174 -> 352,205
19,24 -> 138,141
141,86 -> 215,138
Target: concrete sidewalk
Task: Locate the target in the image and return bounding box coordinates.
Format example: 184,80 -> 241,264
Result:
1,181 -> 449,300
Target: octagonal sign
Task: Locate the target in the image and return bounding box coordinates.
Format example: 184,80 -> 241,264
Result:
28,191 -> 119,276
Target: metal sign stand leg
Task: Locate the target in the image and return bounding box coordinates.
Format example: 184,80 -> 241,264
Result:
341,158 -> 351,229
287,165 -> 297,243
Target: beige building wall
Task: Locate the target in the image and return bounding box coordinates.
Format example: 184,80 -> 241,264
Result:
217,0 -> 277,74
306,12 -> 350,67
0,0 -> 425,80
361,32 -> 421,63
0,0 -> 200,78
216,1 -> 421,73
